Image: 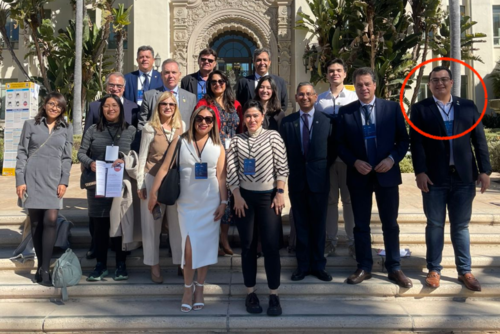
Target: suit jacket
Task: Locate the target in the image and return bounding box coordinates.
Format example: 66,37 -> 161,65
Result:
236,74 -> 288,111
280,110 -> 335,193
181,72 -> 201,96
410,96 -> 491,185
83,98 -> 139,135
124,70 -> 163,104
338,98 -> 409,188
138,87 -> 197,131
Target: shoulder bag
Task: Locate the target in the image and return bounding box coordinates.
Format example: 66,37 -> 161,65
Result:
157,139 -> 182,205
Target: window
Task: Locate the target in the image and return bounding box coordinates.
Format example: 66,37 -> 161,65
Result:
0,18 -> 19,50
494,6 -> 500,46
108,24 -> 128,50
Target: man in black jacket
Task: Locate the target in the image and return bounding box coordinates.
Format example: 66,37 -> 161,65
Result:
180,48 -> 217,102
410,66 -> 491,292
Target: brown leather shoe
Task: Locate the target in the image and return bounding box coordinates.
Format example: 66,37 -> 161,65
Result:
388,270 -> 413,288
346,269 -> 372,284
425,271 -> 440,288
458,273 -> 481,292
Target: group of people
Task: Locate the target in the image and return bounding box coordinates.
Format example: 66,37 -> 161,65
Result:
15,44 -> 492,316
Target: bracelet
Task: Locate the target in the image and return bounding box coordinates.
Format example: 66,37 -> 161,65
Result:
221,200 -> 229,205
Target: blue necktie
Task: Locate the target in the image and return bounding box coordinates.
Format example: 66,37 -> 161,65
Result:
362,105 -> 377,166
143,73 -> 150,92
302,113 -> 310,156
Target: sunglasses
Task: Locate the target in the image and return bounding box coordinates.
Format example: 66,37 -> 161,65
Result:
210,79 -> 225,86
200,57 -> 215,63
195,115 -> 214,124
159,102 -> 176,108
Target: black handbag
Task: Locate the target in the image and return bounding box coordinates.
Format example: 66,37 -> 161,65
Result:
157,139 -> 182,205
80,168 -> 96,190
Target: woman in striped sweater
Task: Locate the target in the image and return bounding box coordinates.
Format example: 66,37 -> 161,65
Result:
226,100 -> 289,316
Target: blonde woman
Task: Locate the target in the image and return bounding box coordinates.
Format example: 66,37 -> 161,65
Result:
148,106 -> 227,312
137,91 -> 186,283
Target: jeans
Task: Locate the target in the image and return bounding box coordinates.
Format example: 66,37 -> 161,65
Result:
422,173 -> 475,275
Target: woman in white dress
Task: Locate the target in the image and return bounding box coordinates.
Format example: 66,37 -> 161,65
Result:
149,105 -> 227,313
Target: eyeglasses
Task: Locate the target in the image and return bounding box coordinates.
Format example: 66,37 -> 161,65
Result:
107,83 -> 124,89
46,102 -> 62,110
210,79 -> 225,86
430,77 -> 451,84
195,115 -> 214,124
200,57 -> 215,63
159,102 -> 176,108
297,92 -> 316,98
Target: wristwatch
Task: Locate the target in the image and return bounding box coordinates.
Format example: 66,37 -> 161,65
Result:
277,188 -> 285,194
221,200 -> 229,205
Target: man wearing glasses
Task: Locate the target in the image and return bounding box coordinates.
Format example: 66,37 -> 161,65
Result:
410,66 -> 491,291
139,59 -> 197,130
181,48 -> 218,102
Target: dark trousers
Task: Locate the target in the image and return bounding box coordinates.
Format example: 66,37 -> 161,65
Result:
349,178 -> 401,272
89,217 -> 96,252
234,188 -> 282,290
289,183 -> 328,272
422,171 -> 475,275
92,217 -> 126,267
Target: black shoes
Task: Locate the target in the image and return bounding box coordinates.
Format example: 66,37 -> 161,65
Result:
267,294 -> 282,316
245,292 -> 263,314
86,249 -> 96,260
310,270 -> 332,282
114,261 -> 129,281
291,269 -> 309,281
87,262 -> 108,281
36,268 -> 53,287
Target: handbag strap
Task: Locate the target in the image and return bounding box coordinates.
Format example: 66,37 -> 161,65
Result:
27,130 -> 55,162
168,138 -> 182,170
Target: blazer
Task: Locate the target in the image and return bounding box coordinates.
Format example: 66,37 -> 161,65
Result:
180,72 -> 201,96
83,98 -> 139,135
124,70 -> 162,104
236,74 -> 288,111
337,98 -> 409,188
279,110 -> 335,193
410,96 -> 491,185
138,87 -> 197,131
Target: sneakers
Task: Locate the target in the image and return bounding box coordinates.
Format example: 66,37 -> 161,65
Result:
87,262 -> 108,281
324,240 -> 336,257
245,292 -> 263,314
114,261 -> 129,281
267,294 -> 282,316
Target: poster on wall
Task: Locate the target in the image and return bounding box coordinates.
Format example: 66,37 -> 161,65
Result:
2,82 -> 39,176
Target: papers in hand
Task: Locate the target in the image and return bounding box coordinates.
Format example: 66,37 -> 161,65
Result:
96,160 -> 124,198
377,248 -> 411,258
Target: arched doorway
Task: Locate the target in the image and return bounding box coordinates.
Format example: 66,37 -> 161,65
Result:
210,32 -> 257,90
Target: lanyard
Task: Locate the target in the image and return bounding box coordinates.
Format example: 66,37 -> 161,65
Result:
360,103 -> 376,125
436,102 -> 453,121
193,137 -> 208,162
106,126 -> 121,146
245,128 -> 263,159
198,80 -> 206,94
139,73 -> 149,92
163,127 -> 174,144
300,112 -> 314,132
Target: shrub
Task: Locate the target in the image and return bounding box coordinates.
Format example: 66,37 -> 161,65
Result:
399,155 -> 414,173
482,114 -> 500,129
72,135 -> 82,164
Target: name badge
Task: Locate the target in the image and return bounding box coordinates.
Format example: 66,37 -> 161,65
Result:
137,90 -> 144,106
105,145 -> 119,161
195,162 -> 208,179
444,120 -> 453,137
225,138 -> 231,150
243,158 -> 256,175
363,124 -> 376,140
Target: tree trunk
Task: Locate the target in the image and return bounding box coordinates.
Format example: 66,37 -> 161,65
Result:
0,27 -> 30,80
449,0 -> 461,96
411,29 -> 430,106
29,21 -> 51,92
115,32 -> 123,73
73,0 -> 83,135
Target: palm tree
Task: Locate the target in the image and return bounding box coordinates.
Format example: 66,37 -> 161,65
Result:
449,0 -> 461,96
73,0 -> 83,135
111,4 -> 132,73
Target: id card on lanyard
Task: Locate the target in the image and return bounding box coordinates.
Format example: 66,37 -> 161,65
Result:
193,138 -> 209,179
105,126 -> 121,161
244,130 -> 262,176
436,103 -> 454,137
137,90 -> 144,106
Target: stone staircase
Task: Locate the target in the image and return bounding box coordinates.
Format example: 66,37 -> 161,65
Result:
1,206 -> 500,333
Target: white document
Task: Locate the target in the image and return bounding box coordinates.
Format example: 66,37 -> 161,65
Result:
95,161 -> 123,197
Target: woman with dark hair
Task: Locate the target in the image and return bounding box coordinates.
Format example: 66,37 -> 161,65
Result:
16,92 -> 73,286
195,70 -> 242,255
226,99 -> 289,316
254,75 -> 285,131
78,94 -> 137,282
148,106 -> 227,312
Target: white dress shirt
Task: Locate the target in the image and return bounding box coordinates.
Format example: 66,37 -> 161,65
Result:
137,70 -> 153,92
316,87 -> 358,115
254,72 -> 269,88
433,95 -> 455,165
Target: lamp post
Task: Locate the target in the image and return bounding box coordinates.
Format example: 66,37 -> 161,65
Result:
154,53 -> 161,71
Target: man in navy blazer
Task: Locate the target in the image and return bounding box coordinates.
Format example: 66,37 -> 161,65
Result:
124,46 -> 162,106
338,67 -> 411,288
236,48 -> 288,111
410,66 -> 491,291
280,82 -> 335,282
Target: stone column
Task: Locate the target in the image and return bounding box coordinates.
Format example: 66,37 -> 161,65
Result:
277,0 -> 293,112
171,0 -> 189,74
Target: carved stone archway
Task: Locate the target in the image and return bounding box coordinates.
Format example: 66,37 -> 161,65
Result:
171,0 -> 293,110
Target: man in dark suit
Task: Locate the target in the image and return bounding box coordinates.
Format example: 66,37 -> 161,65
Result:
280,82 -> 334,282
410,66 -> 491,291
124,45 -> 162,106
83,72 -> 139,134
338,67 -> 411,288
139,59 -> 197,130
181,48 -> 217,101
237,48 -> 288,111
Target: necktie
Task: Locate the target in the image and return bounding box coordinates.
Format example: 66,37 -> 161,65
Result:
362,105 -> 377,166
301,113 -> 310,157
143,73 -> 150,92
